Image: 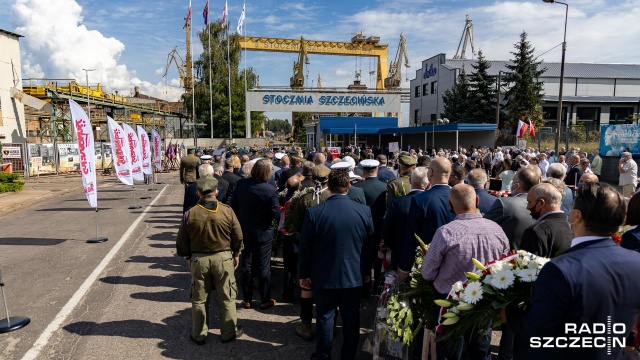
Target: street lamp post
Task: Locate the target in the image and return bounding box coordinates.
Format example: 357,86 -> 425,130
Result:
496,70 -> 503,126
543,0 -> 568,155
82,69 -> 96,121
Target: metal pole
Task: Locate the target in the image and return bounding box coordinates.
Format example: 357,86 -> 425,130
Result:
208,22 -> 213,138
227,24 -> 233,140
496,70 -> 502,125
82,69 -> 95,122
546,0 -> 568,156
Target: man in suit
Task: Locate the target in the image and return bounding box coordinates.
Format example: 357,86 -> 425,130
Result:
279,155 -> 302,190
230,159 -> 280,310
506,182 -> 640,360
222,158 -> 241,203
546,163 -> 573,215
407,157 -> 456,246
382,166 -> 429,281
484,167 -> 540,251
520,183 -> 573,258
564,154 -> 581,188
376,154 -> 397,182
212,162 -> 231,204
180,147 -> 200,186
467,168 -> 497,214
299,169 -> 375,360
331,162 -> 366,204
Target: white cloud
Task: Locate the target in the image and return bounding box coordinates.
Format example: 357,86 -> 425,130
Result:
11,0 -> 182,101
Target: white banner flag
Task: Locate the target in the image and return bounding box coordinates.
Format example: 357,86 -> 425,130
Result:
236,4 -> 245,35
69,99 -> 98,208
137,126 -> 153,175
151,129 -> 162,171
107,117 -> 133,186
123,123 -> 144,181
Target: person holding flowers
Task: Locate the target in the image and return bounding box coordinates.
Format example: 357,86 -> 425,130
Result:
422,184 -> 510,359
505,182 -> 640,360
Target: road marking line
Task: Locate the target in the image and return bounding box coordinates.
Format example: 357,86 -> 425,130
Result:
21,185 -> 169,360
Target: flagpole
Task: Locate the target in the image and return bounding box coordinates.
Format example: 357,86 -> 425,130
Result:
227,15 -> 232,141
243,1 -> 247,138
190,0 -> 197,147
207,2 -> 213,139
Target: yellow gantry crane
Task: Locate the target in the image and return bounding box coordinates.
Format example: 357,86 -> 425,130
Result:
290,37 -> 310,89
240,35 -> 389,90
384,33 -> 410,89
164,46 -> 192,93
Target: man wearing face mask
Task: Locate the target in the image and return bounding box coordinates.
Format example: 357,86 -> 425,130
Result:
519,183 -> 573,258
505,182 -> 640,360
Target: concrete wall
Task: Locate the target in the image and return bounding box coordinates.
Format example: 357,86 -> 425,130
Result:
168,138 -> 268,149
0,31 -> 26,144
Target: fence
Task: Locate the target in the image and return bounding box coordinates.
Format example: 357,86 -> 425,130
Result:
500,123 -> 601,153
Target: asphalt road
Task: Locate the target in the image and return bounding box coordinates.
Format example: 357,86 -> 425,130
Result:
0,174 -> 378,360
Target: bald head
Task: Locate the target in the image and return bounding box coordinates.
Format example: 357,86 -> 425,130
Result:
449,184 -> 478,214
579,173 -> 599,185
429,157 -> 452,185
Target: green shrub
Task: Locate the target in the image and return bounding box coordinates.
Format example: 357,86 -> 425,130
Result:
0,173 -> 20,183
0,181 -> 24,192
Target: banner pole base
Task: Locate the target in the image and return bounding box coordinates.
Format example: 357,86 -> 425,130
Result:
128,205 -> 142,210
0,316 -> 30,333
87,237 -> 108,243
140,196 -> 151,199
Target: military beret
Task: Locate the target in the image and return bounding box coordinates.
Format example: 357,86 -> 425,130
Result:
196,176 -> 218,196
398,154 -> 417,166
311,164 -> 331,179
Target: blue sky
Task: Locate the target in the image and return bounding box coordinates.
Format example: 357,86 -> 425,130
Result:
2,0 -> 640,123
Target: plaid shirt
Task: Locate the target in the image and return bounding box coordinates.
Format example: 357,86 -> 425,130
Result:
421,212 -> 510,294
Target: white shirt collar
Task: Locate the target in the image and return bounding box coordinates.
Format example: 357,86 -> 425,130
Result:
409,189 -> 425,193
571,236 -> 609,248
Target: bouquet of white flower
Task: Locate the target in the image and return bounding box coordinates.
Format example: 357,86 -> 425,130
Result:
434,251 -> 551,352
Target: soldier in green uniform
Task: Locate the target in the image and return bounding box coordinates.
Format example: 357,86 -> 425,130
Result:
176,176 -> 244,345
180,147 -> 200,186
386,153 -> 417,207
283,164 -> 331,341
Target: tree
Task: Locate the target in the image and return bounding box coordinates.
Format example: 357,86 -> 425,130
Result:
503,31 -> 546,131
190,21 -> 264,138
441,68 -> 472,122
468,50 -> 497,123
292,112 -> 310,144
265,119 -> 291,135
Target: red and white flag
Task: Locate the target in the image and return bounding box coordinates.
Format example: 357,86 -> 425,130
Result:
69,99 -> 98,208
137,126 -> 153,175
516,120 -> 529,138
151,129 -> 162,171
123,124 -> 144,181
108,117 -> 133,186
528,119 -> 536,137
222,1 -> 228,26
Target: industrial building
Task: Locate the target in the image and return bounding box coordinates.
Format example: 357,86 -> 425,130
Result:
410,53 -> 640,127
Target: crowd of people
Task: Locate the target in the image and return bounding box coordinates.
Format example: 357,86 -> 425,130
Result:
175,143 -> 640,360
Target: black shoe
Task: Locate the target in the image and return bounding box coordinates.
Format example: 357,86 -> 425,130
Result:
221,326 -> 244,343
190,335 -> 206,345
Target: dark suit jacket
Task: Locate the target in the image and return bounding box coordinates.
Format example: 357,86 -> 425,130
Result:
377,167 -> 397,182
347,186 -> 366,204
508,238 -> 640,360
183,182 -> 226,213
278,166 -> 302,190
221,170 -> 241,203
382,190 -> 423,271
408,185 -> 455,245
621,227 -> 640,253
230,177 -> 280,244
353,177 -> 387,206
213,174 -> 230,204
299,195 -> 375,289
519,212 -> 573,258
564,164 -> 581,186
475,188 -> 498,214
484,194 -> 536,250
